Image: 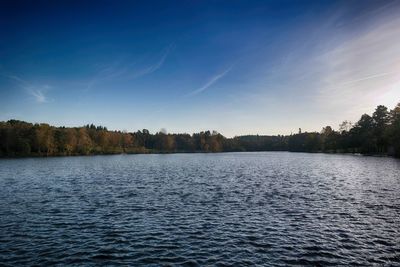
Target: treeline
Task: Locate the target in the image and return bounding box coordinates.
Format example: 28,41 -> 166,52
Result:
0,103 -> 399,157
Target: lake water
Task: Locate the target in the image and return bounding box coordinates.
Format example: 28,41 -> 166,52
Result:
0,152 -> 399,266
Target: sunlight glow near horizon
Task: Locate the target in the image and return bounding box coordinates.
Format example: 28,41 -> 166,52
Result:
0,0 -> 399,137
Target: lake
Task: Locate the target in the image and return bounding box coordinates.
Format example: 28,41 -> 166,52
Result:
0,152 -> 399,266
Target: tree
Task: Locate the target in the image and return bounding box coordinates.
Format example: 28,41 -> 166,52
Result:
121,133 -> 134,152
339,120 -> 353,133
35,124 -> 55,156
77,128 -> 92,154
321,126 -> 338,152
387,103 -> 400,156
351,114 -> 375,153
372,105 -> 389,152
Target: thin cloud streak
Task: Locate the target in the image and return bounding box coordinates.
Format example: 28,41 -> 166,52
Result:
338,72 -> 396,87
130,44 -> 173,79
28,89 -> 48,103
83,44 -> 174,91
1,73 -> 29,87
1,72 -> 52,104
187,67 -> 232,96
83,60 -> 132,92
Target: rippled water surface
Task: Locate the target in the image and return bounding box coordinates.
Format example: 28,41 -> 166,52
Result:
1,152 -> 400,266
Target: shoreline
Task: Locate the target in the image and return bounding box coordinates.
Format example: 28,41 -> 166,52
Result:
0,150 -> 396,159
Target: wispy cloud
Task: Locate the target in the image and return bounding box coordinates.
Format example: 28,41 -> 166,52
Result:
130,44 -> 173,79
187,67 -> 232,96
257,11 -> 400,120
1,73 -> 52,104
1,73 -> 29,87
4,74 -> 28,85
226,7 -> 400,132
83,44 -> 174,91
83,60 -> 131,92
337,72 -> 396,87
314,14 -> 400,114
28,88 -> 48,103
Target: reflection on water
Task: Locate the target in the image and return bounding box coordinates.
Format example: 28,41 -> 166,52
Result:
0,152 -> 399,266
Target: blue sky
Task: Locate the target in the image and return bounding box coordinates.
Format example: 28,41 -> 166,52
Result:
1,0 -> 400,136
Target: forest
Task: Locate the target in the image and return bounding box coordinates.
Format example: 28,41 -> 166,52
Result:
1,102 -> 399,158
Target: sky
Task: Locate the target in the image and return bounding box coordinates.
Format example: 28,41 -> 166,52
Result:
1,0 -> 400,137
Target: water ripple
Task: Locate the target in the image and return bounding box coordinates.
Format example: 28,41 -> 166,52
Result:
0,152 -> 400,266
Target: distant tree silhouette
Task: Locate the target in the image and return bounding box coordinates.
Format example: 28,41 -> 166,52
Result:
373,105 -> 390,152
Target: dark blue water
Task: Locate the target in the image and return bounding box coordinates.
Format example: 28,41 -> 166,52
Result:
0,152 -> 399,266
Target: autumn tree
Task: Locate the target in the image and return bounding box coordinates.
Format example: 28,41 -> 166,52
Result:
77,128 -> 92,154
35,123 -> 55,156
